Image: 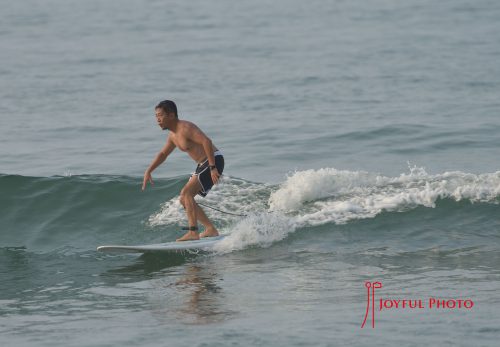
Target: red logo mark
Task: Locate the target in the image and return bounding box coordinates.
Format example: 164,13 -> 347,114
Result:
361,281 -> 382,328
360,281 -> 474,328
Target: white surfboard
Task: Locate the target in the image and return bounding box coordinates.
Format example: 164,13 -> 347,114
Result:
96,235 -> 226,254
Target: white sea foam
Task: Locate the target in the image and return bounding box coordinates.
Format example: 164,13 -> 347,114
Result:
268,167 -> 384,212
148,198 -> 185,227
148,176 -> 271,227
271,166 -> 500,227
214,212 -> 294,253
148,168 -> 500,253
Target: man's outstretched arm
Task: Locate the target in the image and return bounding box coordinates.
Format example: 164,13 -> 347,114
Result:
142,137 -> 176,190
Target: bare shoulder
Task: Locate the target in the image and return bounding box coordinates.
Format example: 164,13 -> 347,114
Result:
166,131 -> 175,142
179,120 -> 202,134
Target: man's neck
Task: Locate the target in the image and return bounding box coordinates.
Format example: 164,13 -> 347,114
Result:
169,119 -> 179,132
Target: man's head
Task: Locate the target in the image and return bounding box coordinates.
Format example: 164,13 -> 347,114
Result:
155,100 -> 178,130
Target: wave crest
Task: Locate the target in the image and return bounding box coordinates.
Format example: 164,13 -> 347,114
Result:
269,167 -> 500,226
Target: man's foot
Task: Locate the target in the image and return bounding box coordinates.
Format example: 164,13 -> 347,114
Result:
200,227 -> 219,238
176,230 -> 200,242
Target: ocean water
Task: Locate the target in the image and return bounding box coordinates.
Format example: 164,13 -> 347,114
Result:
1,0 -> 499,346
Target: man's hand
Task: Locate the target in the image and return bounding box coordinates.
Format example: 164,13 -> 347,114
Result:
142,171 -> 154,191
211,168 -> 221,185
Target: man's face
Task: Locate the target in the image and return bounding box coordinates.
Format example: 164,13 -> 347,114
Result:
155,108 -> 173,130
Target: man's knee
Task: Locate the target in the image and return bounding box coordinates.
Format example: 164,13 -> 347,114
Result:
179,186 -> 196,207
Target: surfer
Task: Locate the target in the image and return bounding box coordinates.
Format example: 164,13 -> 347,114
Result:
142,100 -> 224,242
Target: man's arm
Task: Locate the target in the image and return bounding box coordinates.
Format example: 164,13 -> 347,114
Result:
142,137 -> 176,190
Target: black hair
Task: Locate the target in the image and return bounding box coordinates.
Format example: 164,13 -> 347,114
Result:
155,100 -> 178,118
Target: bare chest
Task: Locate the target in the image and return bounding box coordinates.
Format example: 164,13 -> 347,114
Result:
171,135 -> 193,152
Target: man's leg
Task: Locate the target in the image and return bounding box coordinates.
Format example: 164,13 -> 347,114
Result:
177,176 -> 219,241
196,204 -> 219,238
177,176 -> 202,241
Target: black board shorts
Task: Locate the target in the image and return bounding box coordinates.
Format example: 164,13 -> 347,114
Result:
193,151 -> 224,197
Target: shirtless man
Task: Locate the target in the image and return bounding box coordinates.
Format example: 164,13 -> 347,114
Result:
142,100 -> 224,241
